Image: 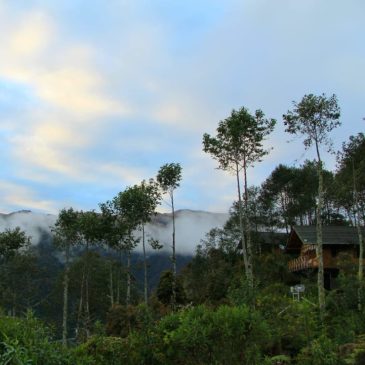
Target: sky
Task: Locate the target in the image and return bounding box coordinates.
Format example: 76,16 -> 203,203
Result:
0,0 -> 364,215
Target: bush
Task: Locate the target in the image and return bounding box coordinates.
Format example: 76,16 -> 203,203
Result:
0,311 -> 91,365
295,335 -> 344,365
155,304 -> 270,364
76,336 -> 130,365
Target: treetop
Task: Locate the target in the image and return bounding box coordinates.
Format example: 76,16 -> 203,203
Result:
283,93 -> 341,152
157,163 -> 182,193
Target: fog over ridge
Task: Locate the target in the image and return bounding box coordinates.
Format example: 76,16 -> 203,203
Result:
0,209 -> 229,254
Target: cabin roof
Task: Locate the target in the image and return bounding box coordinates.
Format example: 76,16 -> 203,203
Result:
286,225 -> 364,252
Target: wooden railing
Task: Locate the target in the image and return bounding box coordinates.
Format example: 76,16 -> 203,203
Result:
288,256 -> 318,272
289,249 -> 365,272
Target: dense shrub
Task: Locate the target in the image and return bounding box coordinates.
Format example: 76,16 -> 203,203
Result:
156,305 -> 270,364
295,335 -> 344,365
0,311 -> 92,365
78,304 -> 271,365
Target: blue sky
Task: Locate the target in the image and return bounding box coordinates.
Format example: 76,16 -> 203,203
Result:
0,0 -> 364,214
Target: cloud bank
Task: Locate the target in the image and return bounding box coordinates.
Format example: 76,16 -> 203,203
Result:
0,210 -> 229,254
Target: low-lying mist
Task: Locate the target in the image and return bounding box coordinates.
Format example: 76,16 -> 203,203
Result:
0,209 -> 229,254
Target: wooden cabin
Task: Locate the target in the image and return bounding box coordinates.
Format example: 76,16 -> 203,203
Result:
286,225 -> 364,288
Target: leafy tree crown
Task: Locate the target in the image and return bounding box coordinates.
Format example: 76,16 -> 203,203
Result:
53,207 -> 80,248
283,93 -> 341,153
203,107 -> 276,171
0,227 -> 30,259
157,163 -> 182,193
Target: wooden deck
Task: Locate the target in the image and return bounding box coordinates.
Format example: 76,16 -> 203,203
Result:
288,251 -> 363,272
288,256 -> 318,272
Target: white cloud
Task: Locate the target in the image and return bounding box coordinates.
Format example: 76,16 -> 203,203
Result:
0,181 -> 58,214
98,163 -> 151,187
7,11 -> 52,57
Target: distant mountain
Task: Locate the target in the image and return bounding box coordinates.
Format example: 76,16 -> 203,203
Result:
0,209 -> 229,292
0,209 -> 229,254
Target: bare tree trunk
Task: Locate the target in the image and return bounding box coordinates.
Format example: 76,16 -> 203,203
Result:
12,277 -> 16,316
235,162 -> 251,285
62,246 -> 70,347
126,250 -> 131,306
109,258 -> 114,307
171,191 -> 177,310
85,245 -> 90,338
76,267 -> 85,337
316,152 -> 325,319
353,160 -> 364,310
243,157 -> 253,283
85,269 -> 90,338
117,248 -> 122,304
116,277 -> 120,304
76,246 -> 91,340
142,224 -> 148,305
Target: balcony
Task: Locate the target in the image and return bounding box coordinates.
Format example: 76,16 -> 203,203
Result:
288,255 -> 318,272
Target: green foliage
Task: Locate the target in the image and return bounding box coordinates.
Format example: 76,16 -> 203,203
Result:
228,276 -> 257,306
106,304 -> 138,337
336,133 -> 365,219
156,163 -> 182,193
252,251 -> 292,286
67,252 -> 116,324
263,354 -> 291,364
325,271 -> 365,344
296,335 -> 343,365
76,336 -> 130,365
53,208 -> 80,248
78,210 -> 104,246
339,334 -> 365,365
112,180 -> 161,229
156,305 -> 270,365
78,305 -> 271,364
0,311 -> 69,365
181,225 -> 243,305
202,107 -> 276,171
0,251 -> 46,316
255,285 -> 320,354
259,161 -> 342,229
156,270 -> 186,306
203,106 -> 276,287
283,93 -> 341,151
0,228 -> 30,261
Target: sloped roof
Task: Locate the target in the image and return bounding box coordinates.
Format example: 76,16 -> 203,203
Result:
293,225 -> 364,246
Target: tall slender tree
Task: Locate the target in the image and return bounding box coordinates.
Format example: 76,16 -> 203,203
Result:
99,199 -> 129,306
203,107 -> 276,287
76,210 -> 103,339
157,163 -> 182,309
336,133 -> 365,309
53,208 -> 80,347
0,227 -> 30,317
109,180 -> 161,305
138,180 -> 161,304
111,186 -> 145,306
283,93 -> 341,317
